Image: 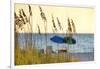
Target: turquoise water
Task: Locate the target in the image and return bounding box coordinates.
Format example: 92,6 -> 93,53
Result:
18,33 -> 94,53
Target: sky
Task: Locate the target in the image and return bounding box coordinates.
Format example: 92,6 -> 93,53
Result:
15,3 -> 95,33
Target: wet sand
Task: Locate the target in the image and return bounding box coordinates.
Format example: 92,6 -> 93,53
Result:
68,52 -> 94,61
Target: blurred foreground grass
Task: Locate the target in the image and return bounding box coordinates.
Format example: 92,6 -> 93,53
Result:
15,44 -> 79,65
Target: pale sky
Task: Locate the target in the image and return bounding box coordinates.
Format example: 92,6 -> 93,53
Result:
15,3 -> 95,33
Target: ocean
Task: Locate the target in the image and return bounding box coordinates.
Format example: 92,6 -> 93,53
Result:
17,33 -> 94,61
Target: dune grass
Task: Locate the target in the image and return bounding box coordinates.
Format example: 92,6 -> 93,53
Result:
15,43 -> 79,65
14,5 -> 79,65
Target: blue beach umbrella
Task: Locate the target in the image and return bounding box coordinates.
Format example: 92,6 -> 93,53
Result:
50,35 -> 76,44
